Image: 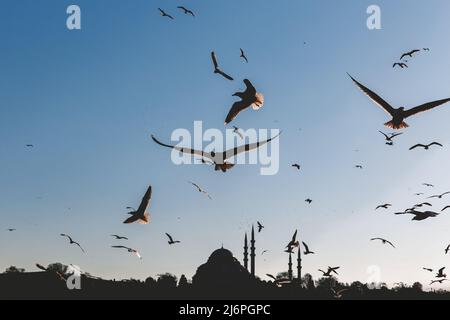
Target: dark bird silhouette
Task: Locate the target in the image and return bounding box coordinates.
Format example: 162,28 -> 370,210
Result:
413,202 -> 432,208
436,267 -> 447,279
232,126 -> 243,139
428,192 -> 450,199
211,51 -> 234,81
225,79 -> 264,125
302,241 -> 315,255
151,133 -> 280,173
189,182 -> 212,200
379,131 -> 403,145
166,233 -> 181,245
376,204 -> 392,210
423,268 -> 434,272
266,274 -> 290,287
371,238 -> 395,248
355,165 -> 363,169
26,144 -> 34,148
6,228 -> 16,232
409,142 -> 443,151
292,164 -> 301,170
240,48 -> 248,63
445,245 -> 450,255
60,234 -> 85,253
257,221 -> 264,233
261,250 -> 269,255
395,210 -> 440,221
348,74 -> 450,129
285,230 -> 300,252
319,266 -> 340,277
158,8 -> 174,20
111,246 -> 142,259
423,48 -> 430,51
177,6 -> 195,17
442,206 -> 450,212
431,279 -> 448,285
111,235 -> 129,240
393,62 -> 408,69
423,183 -> 434,188
36,264 -> 47,272
305,198 -> 313,204
123,186 -> 152,224
415,193 -> 424,196
400,49 -> 420,60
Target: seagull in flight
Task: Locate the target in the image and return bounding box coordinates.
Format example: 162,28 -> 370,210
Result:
355,165 -> 363,169
25,144 -> 34,148
211,51 -> 234,81
423,183 -> 434,188
151,133 -> 280,173
225,79 -> 264,125
319,266 -> 340,277
111,246 -> 142,259
431,279 -> 448,285
348,74 -> 450,129
428,191 -> 450,199
393,62 -> 408,69
285,230 -> 300,253
409,142 -> 443,151
445,245 -> 450,255
6,228 -> 16,232
376,204 -> 392,210
261,250 -> 269,255
166,233 -> 181,245
442,206 -> 450,212
305,198 -> 313,204
123,186 -> 152,224
177,6 -> 195,17
111,235 -> 129,240
400,49 -> 420,60
302,241 -> 315,255
436,267 -> 447,278
232,126 -> 244,139
240,48 -> 248,63
257,221 -> 264,233
423,268 -> 434,272
292,164 -> 301,170
189,182 -> 212,200
379,131 -> 403,145
395,210 -> 440,221
371,238 -> 396,248
158,8 -> 174,20
60,234 -> 85,253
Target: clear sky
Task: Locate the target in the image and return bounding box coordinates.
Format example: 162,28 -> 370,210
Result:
1,0 -> 450,289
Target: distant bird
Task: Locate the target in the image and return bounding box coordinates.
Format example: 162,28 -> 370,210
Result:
431,279 -> 448,285
423,268 -> 434,273
6,228 -> 16,232
415,193 -> 424,196
332,288 -> 349,299
292,164 -> 301,170
376,204 -> 392,210
261,250 -> 269,255
166,233 -> 181,245
225,79 -> 264,125
445,245 -> 450,255
379,131 -> 403,145
409,142 -> 443,151
423,48 -> 430,51
158,8 -> 174,20
25,144 -> 34,148
60,234 -> 85,253
413,202 -> 432,208
355,165 -> 363,169
151,133 -> 279,173
305,198 -> 313,204
240,48 -> 248,63
285,230 -> 300,252
211,51 -> 234,81
124,186 -> 152,224
111,246 -> 142,259
177,6 -> 195,17
111,235 -> 128,240
189,182 -> 212,200
393,62 -> 408,69
232,126 -> 244,139
436,267 -> 447,279
423,183 -> 434,188
302,241 -> 315,255
395,210 -> 440,221
257,221 -> 264,233
371,238 -> 395,248
400,49 -> 420,60
348,74 -> 450,129
319,266 -> 340,277
428,192 -> 450,199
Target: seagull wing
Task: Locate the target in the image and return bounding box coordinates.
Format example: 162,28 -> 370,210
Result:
211,51 -> 219,69
379,131 -> 389,139
429,142 -> 443,148
302,241 -> 310,252
151,135 -> 213,160
243,79 -> 257,97
410,144 -> 426,150
166,233 -> 174,242
404,98 -> 450,118
225,100 -> 250,125
216,69 -> 234,81
222,133 -> 280,160
137,186 -> 152,213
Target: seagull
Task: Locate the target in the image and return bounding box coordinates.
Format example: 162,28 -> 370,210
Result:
166,233 -> 181,245
415,193 -> 424,196
355,165 -> 363,169
232,126 -> 244,139
177,6 -> 195,17
123,186 -> 152,224
151,133 -> 280,173
257,221 -> 264,233
423,48 -> 430,52
261,250 -> 269,255
302,241 -> 315,255
413,202 -> 432,208
60,234 -> 85,253
26,144 -> 34,148
431,279 -> 448,285
393,62 -> 408,69
332,288 -> 349,299
379,131 -> 403,145
158,8 -> 174,20
211,51 -> 234,81
423,268 -> 434,272
6,228 -> 16,232
436,267 -> 447,279
111,246 -> 142,259
319,267 -> 340,277
445,245 -> 450,254
225,79 -> 264,125
409,142 -> 443,151
376,204 -> 392,210
428,192 -> 450,199
292,164 -> 301,170
285,230 -> 300,252
371,238 -> 396,248
348,74 -> 450,129
189,182 -> 212,200
423,183 -> 435,188
395,210 -> 440,221
111,235 -> 129,240
400,49 -> 420,60
240,48 -> 248,63
305,198 -> 313,204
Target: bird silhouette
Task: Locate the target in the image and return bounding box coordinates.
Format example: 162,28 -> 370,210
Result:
423,48 -> 430,51
292,164 -> 301,170
355,165 -> 363,169
285,230 -> 300,252
376,204 -> 392,210
166,233 -> 181,245
400,49 -> 420,60
428,191 -> 450,199
413,202 -> 432,208
123,186 -> 152,224
261,250 -> 269,255
423,183 -> 434,188
211,51 -> 234,81
445,245 -> 450,255
111,235 -> 129,240
319,266 -> 340,277
151,133 -> 280,173
423,268 -> 434,272
348,74 -> 450,129
111,246 -> 142,259
158,8 -> 174,20
232,126 -> 244,139
177,6 -> 195,17
395,210 -> 440,221
25,144 -> 34,148
302,241 -> 315,255
409,142 -> 443,151
431,279 -> 448,285
257,221 -> 264,233
379,131 -> 403,145
442,206 -> 450,212
60,234 -> 85,253
305,198 -> 313,204
225,79 -> 264,125
189,182 -> 212,200
393,62 -> 408,69
436,267 -> 447,278
371,238 -> 396,248
240,48 -> 248,63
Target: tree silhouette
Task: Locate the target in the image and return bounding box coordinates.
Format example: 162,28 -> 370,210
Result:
5,266 -> 25,273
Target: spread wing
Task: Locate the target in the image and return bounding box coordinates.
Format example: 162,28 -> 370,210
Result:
348,74 -> 395,116
151,135 -> 213,160
137,186 -> 152,213
217,69 -> 234,81
225,100 -> 251,125
243,79 -> 257,96
292,230 -> 298,242
166,233 -> 174,242
404,98 -> 450,118
302,241 -> 309,252
211,51 -> 219,69
222,133 -> 281,160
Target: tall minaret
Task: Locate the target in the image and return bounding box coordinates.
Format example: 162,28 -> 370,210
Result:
250,225 -> 255,277
288,252 -> 293,281
297,247 -> 302,284
243,233 -> 248,271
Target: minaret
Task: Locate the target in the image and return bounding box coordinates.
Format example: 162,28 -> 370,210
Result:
297,247 -> 302,285
250,225 -> 255,277
243,233 -> 248,271
288,252 -> 293,281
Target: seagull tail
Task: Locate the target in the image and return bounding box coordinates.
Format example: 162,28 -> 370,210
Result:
385,120 -> 409,130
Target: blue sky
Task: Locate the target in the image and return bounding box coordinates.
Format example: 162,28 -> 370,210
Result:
1,0 -> 450,288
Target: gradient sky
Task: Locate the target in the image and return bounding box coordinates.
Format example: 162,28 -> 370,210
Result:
2,0 -> 450,289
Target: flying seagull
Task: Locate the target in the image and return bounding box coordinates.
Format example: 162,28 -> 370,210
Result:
151,133 -> 280,173
6,228 -> 16,232
423,183 -> 434,188
177,6 -> 195,17
225,79 -> 264,125
240,48 -> 248,63
111,235 -> 129,240
428,191 -> 450,199
302,241 -> 315,255
158,8 -> 174,20
376,204 -> 392,210
355,165 -> 363,169
60,234 -> 85,253
348,74 -> 450,129
445,245 -> 450,255
111,246 -> 142,259
232,126 -> 244,139
413,202 -> 432,208
26,144 -> 34,148
285,230 -> 299,253
395,210 -> 440,221
292,164 -> 301,170
257,221 -> 264,233
436,267 -> 447,279
261,250 -> 269,255
423,268 -> 434,272
124,186 -> 152,224
166,233 -> 181,245
409,142 -> 443,151
393,62 -> 408,69
431,279 -> 448,285
305,198 -> 313,204
379,131 -> 403,145
211,51 -> 234,81
189,182 -> 212,200
319,266 -> 340,277
371,238 -> 396,248
400,49 -> 420,60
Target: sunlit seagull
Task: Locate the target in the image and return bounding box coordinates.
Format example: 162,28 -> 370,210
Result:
111,246 -> 142,259
225,79 -> 264,125
409,142 -> 443,151
60,234 -> 85,253
395,210 -> 440,221
393,62 -> 408,69
371,238 -> 396,248
158,8 -> 174,20
348,74 -> 450,129
166,233 -> 181,245
151,133 -> 280,173
189,182 -> 212,200
111,235 -> 129,240
123,186 -> 152,224
211,51 -> 234,81
177,6 -> 195,17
